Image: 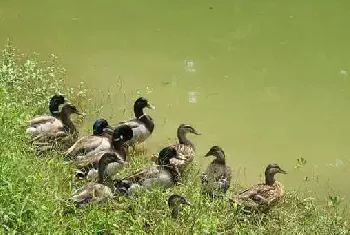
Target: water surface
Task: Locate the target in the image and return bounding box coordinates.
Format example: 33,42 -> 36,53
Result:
1,0 -> 350,202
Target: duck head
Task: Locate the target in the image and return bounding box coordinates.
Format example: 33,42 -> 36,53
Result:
61,103 -> 85,116
112,125 -> 134,145
204,145 -> 225,164
265,163 -> 287,185
49,94 -> 66,116
177,124 -> 201,136
92,118 -> 111,136
168,194 -> 192,219
134,97 -> 155,110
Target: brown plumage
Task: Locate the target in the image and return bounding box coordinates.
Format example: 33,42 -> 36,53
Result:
231,163 -> 287,212
26,94 -> 66,126
72,125 -> 133,180
64,118 -> 113,160
28,103 -> 83,143
151,124 -> 201,173
71,153 -> 120,206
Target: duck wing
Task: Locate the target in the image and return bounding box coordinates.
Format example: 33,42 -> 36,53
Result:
65,136 -> 110,157
231,183 -> 279,210
121,165 -> 160,184
201,164 -> 232,193
74,150 -> 119,168
168,144 -> 195,170
27,115 -> 57,126
71,182 -> 113,204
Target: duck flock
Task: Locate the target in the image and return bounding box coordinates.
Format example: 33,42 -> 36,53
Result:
25,94 -> 288,217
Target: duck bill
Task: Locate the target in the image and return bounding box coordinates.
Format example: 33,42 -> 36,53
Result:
184,200 -> 193,206
193,130 -> 201,135
204,151 -> 212,157
76,111 -> 86,116
279,168 -> 287,174
147,104 -> 156,110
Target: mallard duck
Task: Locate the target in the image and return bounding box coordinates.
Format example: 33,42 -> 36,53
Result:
113,97 -> 155,147
73,125 -> 134,180
64,118 -> 114,160
151,124 -> 201,173
115,146 -> 183,197
71,152 -> 122,207
29,103 -> 84,143
26,94 -> 67,128
231,163 -> 287,212
168,194 -> 192,219
200,146 -> 232,198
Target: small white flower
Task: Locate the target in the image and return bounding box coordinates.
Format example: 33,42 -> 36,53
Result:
339,70 -> 348,77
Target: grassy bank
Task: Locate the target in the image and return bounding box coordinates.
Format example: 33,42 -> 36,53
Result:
0,41 -> 349,235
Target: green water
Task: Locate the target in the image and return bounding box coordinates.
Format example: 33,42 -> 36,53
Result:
1,0 -> 350,202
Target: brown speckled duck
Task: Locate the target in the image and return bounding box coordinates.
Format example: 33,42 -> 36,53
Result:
151,124 -> 201,173
231,163 -> 287,212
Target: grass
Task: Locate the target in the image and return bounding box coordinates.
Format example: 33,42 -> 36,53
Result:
0,40 -> 349,235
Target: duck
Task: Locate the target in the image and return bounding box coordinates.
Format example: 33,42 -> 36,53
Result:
200,146 -> 232,198
112,97 -> 155,148
71,152 -> 122,207
168,194 -> 193,219
231,163 -> 287,212
64,118 -> 114,160
73,125 -> 134,180
115,146 -> 183,198
29,103 -> 84,144
151,124 -> 201,173
26,94 -> 67,128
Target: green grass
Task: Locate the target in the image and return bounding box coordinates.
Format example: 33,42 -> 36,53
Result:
0,40 -> 349,235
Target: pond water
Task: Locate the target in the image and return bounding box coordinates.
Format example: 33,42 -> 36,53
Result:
1,0 -> 350,203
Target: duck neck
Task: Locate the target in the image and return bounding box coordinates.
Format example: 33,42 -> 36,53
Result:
97,153 -> 116,186
60,110 -> 76,134
49,102 -> 60,118
171,207 -> 179,219
113,141 -> 127,161
134,106 -> 155,133
177,130 -> 193,148
265,172 -> 275,186
134,104 -> 145,119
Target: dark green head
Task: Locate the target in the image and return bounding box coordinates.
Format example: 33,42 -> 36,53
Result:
92,118 -> 110,136
134,97 -> 155,110
157,146 -> 181,165
49,94 -> 66,116
112,125 -> 134,144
